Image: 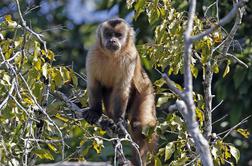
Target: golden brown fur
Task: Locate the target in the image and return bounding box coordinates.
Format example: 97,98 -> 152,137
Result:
85,18 -> 157,165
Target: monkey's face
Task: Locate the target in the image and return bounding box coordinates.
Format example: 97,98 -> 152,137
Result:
99,19 -> 130,53
103,28 -> 123,51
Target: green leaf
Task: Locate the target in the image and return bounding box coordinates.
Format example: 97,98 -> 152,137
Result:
211,146 -> 218,160
51,69 -> 63,88
195,107 -> 204,126
1,106 -> 15,119
170,155 -> 189,166
47,143 -> 57,152
33,82 -> 43,102
223,61 -> 230,77
142,125 -> 155,137
42,63 -> 49,79
42,49 -> 55,61
147,5 -> 160,25
156,96 -> 169,107
154,156 -> 162,166
60,67 -> 71,83
236,128 -> 250,138
47,101 -> 64,114
134,0 -> 145,19
154,78 -> 166,88
33,41 -> 41,59
14,51 -> 22,67
14,37 -> 23,47
229,145 -> 240,164
92,138 -> 103,154
3,73 -> 11,85
33,149 -> 54,160
33,58 -> 42,71
126,0 -> 135,8
4,15 -> 13,22
224,146 -> 231,159
70,69 -> 78,87
5,15 -> 19,28
212,63 -> 219,74
55,113 -> 69,123
190,64 -> 198,78
5,48 -> 13,60
213,32 -> 222,43
165,142 -> 175,161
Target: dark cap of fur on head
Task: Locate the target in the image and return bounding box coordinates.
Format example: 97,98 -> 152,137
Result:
108,18 -> 124,27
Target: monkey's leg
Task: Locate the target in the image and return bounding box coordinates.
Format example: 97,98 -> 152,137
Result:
109,86 -> 131,122
130,94 -> 157,166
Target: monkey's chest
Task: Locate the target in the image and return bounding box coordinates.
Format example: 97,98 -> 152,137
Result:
96,58 -> 134,87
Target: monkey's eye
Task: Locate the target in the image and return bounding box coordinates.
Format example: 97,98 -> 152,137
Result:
115,32 -> 122,38
104,32 -> 113,38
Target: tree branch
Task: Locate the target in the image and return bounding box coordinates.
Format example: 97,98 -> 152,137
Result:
222,1 -> 245,57
203,61 -> 213,139
190,0 -> 246,42
180,0 -> 214,165
53,91 -> 142,165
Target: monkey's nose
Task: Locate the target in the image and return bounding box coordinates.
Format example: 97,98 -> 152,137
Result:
109,40 -> 116,44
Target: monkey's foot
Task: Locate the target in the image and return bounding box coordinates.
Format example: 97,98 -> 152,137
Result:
82,109 -> 101,124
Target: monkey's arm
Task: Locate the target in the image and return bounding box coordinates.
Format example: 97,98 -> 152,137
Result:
84,79 -> 103,124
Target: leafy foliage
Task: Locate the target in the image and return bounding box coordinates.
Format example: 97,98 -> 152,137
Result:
127,0 -> 249,165
0,15 -> 107,165
0,0 -> 250,165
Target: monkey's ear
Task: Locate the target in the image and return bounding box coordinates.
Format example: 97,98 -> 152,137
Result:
96,24 -> 103,47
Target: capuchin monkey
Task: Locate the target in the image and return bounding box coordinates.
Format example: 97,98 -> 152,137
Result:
85,18 -> 157,166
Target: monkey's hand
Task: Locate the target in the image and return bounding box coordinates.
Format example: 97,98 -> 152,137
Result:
82,108 -> 102,124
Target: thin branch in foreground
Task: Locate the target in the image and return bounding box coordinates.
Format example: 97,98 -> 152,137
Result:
212,114 -> 228,125
222,0 -> 245,57
211,100 -> 224,112
19,73 -> 65,160
155,68 -> 184,99
227,53 -> 248,68
15,0 -> 48,53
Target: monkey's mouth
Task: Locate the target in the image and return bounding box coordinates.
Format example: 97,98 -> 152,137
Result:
106,43 -> 120,52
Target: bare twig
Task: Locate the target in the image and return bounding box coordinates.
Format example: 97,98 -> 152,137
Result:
19,73 -> 65,160
216,0 -> 220,21
227,53 -> 248,68
220,115 -> 251,139
204,2 -> 216,17
211,100 -> 224,112
155,68 -> 184,99
222,0 -> 245,57
21,138 -> 69,144
184,155 -> 200,166
212,114 -> 228,125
